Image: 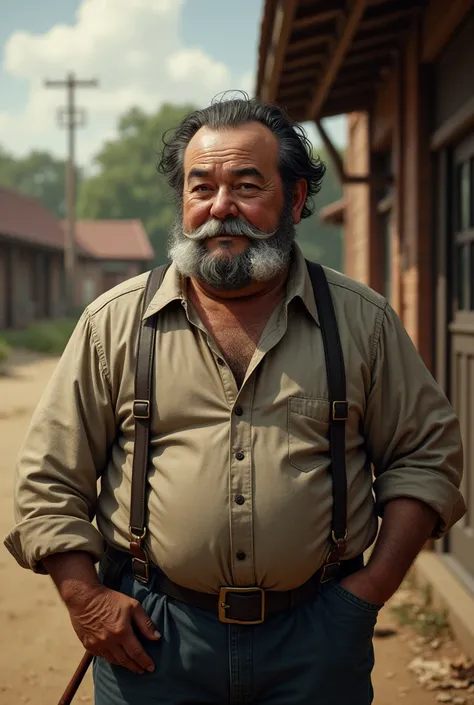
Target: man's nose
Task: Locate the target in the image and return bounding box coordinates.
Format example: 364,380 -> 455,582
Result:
209,186 -> 238,220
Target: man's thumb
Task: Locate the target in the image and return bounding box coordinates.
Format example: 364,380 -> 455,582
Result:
133,605 -> 161,640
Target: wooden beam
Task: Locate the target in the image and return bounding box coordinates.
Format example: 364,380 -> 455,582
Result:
345,174 -> 394,187
314,120 -> 345,185
260,0 -> 299,102
278,85 -> 311,100
255,0 -> 279,97
280,67 -> 321,85
285,54 -> 326,71
352,32 -> 401,51
308,0 -> 369,120
319,92 -> 373,118
422,0 -> 472,62
330,80 -> 380,98
344,47 -> 396,67
430,96 -> 474,151
314,118 -> 393,187
286,35 -> 334,56
293,9 -> 344,32
361,6 -> 422,31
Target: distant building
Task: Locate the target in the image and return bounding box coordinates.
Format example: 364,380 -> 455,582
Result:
0,187 -> 155,329
64,220 -> 155,308
0,187 -> 66,329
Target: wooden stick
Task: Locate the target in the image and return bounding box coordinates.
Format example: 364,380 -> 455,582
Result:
57,651 -> 93,705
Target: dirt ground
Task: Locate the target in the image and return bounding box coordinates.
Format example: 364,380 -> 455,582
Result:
0,354 -> 472,705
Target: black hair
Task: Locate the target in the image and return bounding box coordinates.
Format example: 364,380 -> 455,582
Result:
157,91 -> 326,219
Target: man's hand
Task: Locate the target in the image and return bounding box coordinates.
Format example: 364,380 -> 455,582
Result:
66,583 -> 160,674
338,568 -> 388,606
43,551 -> 160,674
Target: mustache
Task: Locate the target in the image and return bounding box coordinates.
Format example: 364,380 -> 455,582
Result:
183,217 -> 277,242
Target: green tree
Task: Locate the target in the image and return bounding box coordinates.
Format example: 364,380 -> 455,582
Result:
77,104 -> 195,264
0,147 -> 80,219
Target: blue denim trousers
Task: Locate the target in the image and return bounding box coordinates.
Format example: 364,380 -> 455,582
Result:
93,568 -> 381,705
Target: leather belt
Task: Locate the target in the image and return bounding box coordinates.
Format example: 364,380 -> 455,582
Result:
103,545 -> 363,625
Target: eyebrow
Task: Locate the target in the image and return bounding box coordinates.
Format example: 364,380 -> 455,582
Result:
231,167 -> 264,180
187,166 -> 265,183
187,168 -> 210,182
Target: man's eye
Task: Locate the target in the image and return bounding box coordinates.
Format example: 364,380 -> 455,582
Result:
237,183 -> 259,191
193,185 -> 211,192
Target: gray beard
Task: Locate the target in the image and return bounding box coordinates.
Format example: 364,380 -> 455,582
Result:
168,202 -> 296,290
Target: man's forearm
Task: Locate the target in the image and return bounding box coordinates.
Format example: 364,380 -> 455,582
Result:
365,497 -> 438,601
43,551 -> 101,607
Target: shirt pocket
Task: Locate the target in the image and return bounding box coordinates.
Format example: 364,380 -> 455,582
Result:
288,397 -> 330,473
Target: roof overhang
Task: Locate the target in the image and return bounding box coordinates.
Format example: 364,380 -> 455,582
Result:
255,0 -> 425,122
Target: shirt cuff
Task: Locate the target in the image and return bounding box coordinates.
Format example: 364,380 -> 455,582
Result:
3,516 -> 105,574
373,468 -> 467,538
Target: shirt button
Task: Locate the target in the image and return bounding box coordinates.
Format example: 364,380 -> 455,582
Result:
236,551 -> 246,561
235,495 -> 245,505
217,357 -> 225,366
234,405 -> 243,416
235,451 -> 245,461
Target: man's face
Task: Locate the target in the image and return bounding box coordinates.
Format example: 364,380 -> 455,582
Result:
169,122 -> 307,290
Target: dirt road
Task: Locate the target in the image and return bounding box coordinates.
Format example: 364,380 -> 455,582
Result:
0,355 -> 471,704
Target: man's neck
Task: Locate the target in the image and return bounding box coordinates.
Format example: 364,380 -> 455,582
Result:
187,266 -> 290,313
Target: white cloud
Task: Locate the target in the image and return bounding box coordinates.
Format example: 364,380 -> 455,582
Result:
0,0 -> 253,166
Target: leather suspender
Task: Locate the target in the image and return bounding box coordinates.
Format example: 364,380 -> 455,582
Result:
305,260 -> 348,581
129,264 -> 169,583
128,261 -> 348,585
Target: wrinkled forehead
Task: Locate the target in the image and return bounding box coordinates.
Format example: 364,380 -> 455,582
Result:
184,122 -> 280,176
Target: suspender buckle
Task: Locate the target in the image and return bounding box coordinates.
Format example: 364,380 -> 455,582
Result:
131,556 -> 150,584
320,561 -> 341,583
133,400 -> 150,419
129,527 -> 150,584
332,401 -> 348,421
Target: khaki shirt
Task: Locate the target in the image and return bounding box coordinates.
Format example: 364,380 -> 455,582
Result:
4,245 -> 466,592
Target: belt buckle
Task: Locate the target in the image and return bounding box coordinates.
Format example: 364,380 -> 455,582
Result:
218,586 -> 265,625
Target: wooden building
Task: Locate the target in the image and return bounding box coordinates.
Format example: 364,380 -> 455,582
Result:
0,188 -> 154,330
0,187 -> 66,329
256,0 -> 474,656
68,220 -> 155,308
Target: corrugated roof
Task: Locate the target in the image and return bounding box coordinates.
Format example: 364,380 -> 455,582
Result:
66,220 -> 154,261
0,187 -> 64,250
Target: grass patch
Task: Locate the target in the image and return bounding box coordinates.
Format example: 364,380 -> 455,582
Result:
2,318 -> 78,355
0,336 -> 11,373
390,576 -> 451,640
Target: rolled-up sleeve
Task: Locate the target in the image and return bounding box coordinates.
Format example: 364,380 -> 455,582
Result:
366,303 -> 466,537
3,309 -> 116,572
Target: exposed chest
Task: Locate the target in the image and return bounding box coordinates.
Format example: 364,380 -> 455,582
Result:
209,314 -> 267,387
189,295 -> 275,387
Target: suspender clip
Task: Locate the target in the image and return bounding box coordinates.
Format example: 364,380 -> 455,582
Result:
332,401 -> 348,421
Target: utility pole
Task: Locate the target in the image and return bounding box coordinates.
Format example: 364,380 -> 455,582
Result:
45,72 -> 98,314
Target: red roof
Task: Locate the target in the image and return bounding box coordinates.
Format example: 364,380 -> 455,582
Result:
66,220 -> 154,261
0,187 -> 64,250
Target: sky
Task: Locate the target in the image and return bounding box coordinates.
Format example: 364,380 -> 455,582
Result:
0,0 -> 346,170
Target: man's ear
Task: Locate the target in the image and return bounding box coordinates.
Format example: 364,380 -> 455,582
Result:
291,179 -> 308,224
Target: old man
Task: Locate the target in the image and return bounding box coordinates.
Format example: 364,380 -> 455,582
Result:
5,96 -> 465,705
